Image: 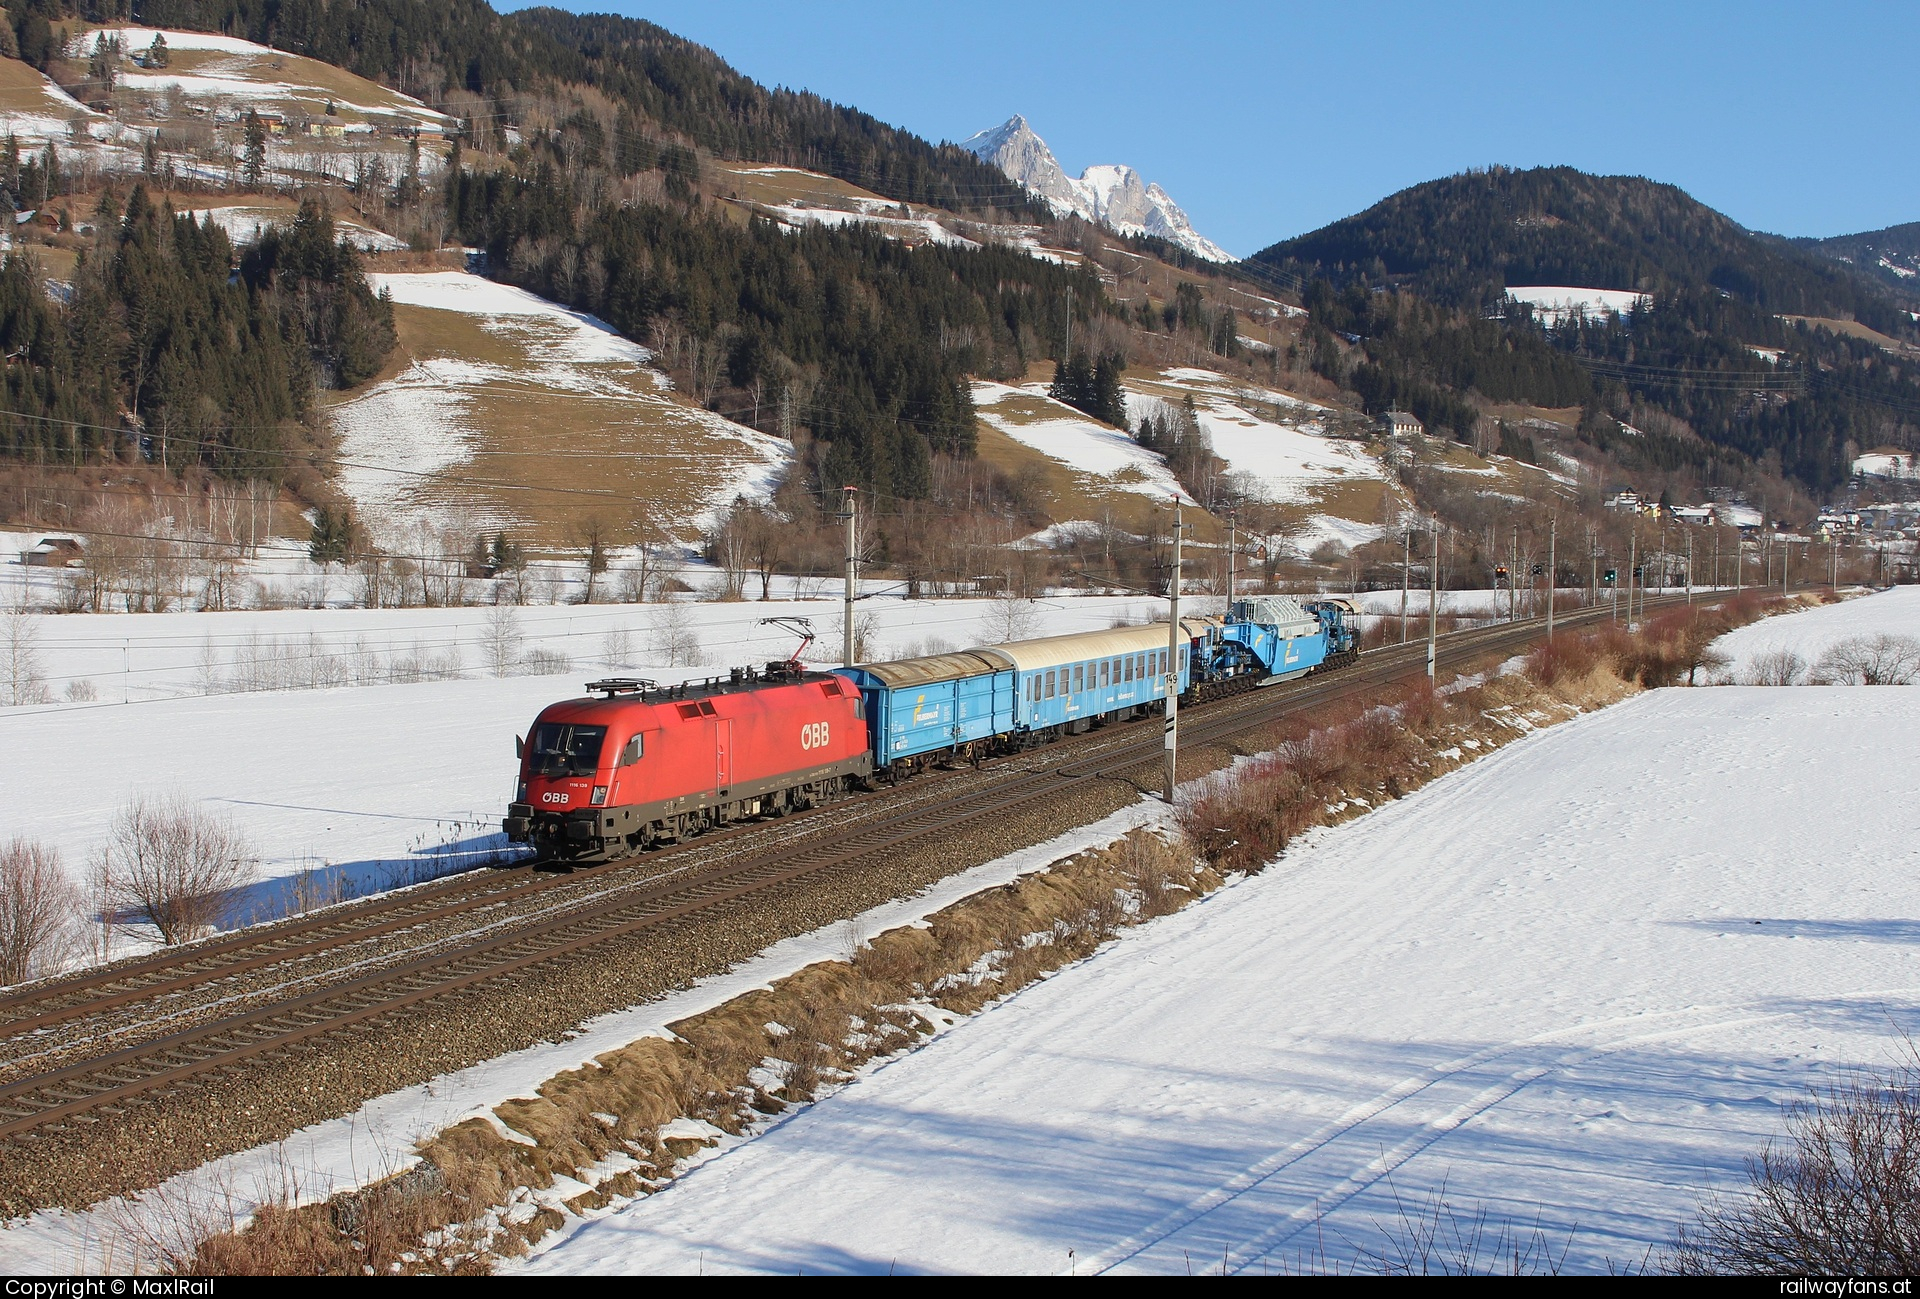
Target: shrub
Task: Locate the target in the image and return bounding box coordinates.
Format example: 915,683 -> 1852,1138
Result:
96,794 -> 256,944
1811,634 -> 1920,686
0,838 -> 78,984
1669,1058 -> 1920,1274
1742,649 -> 1808,686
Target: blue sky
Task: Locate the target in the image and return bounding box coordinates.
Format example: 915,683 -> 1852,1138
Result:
505,1 -> 1918,257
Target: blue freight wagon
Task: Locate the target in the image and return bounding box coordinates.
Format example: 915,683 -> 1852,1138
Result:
835,649 -> 1019,776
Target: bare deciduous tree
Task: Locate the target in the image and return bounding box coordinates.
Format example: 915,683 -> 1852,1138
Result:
482,602 -> 523,677
2,607 -> 49,706
96,795 -> 256,945
986,588 -> 1038,644
0,838 -> 79,985
1743,648 -> 1808,687
577,517 -> 612,604
646,601 -> 704,667
1812,634 -> 1920,686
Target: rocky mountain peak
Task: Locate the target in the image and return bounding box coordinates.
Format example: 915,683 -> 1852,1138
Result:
961,116 -> 1234,263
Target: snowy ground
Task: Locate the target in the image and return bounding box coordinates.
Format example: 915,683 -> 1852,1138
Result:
503,591 -> 1920,1275
0,590 -> 1167,926
1715,586 -> 1920,680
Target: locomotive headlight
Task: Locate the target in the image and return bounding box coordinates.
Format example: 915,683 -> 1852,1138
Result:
590,786 -> 608,806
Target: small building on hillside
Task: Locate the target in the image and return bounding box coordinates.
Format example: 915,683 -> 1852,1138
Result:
1380,410 -> 1423,438
24,536 -> 83,567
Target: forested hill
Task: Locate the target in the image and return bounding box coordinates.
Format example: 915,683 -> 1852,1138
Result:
132,0 -> 1033,215
1791,221 -> 1920,307
1253,166 -> 1906,333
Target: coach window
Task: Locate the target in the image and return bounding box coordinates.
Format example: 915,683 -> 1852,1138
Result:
1123,656 -> 1133,682
1045,670 -> 1056,699
1073,664 -> 1084,692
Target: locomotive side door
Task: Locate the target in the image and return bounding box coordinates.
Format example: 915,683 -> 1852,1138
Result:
714,718 -> 732,794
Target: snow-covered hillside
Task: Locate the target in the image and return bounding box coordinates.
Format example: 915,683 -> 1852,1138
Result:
1129,368 -> 1385,517
510,589 -> 1920,1274
962,115 -> 1234,263
329,272 -> 790,545
972,380 -> 1194,506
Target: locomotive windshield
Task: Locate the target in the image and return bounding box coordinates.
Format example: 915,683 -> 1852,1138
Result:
529,723 -> 607,777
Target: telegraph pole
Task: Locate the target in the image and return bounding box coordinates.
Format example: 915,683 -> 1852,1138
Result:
1164,499 -> 1182,804
1400,526 -> 1410,644
1513,524 -> 1522,622
841,487 -> 858,666
1226,508 -> 1237,609
1426,522 -> 1439,683
1546,516 -> 1556,640
1686,531 -> 1694,604
1627,528 -> 1637,625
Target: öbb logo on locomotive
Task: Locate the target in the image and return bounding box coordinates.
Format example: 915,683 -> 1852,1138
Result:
502,597 -> 1357,864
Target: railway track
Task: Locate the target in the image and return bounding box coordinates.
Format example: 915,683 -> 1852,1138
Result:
0,596 -> 1686,1149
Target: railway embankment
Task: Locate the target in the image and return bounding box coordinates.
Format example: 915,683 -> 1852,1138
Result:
149,592 -> 1823,1274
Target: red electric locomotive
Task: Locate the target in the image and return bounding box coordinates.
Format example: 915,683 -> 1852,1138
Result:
503,666 -> 871,863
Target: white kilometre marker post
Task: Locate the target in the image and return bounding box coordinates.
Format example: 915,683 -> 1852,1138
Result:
1165,498 -> 1182,804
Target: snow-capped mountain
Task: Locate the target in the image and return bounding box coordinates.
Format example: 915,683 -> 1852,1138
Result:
962,115 -> 1235,263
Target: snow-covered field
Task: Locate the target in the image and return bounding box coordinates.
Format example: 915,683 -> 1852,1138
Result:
1505,286 -> 1649,325
505,588 -> 1920,1275
0,591 -> 1166,921
1715,585 -> 1920,680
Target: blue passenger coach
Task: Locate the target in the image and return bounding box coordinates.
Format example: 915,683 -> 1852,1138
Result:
838,621 -> 1215,778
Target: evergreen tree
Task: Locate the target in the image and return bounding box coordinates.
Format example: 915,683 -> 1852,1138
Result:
243,112 -> 267,189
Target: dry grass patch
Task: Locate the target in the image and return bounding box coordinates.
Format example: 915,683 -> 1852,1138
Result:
709,162 -> 891,211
